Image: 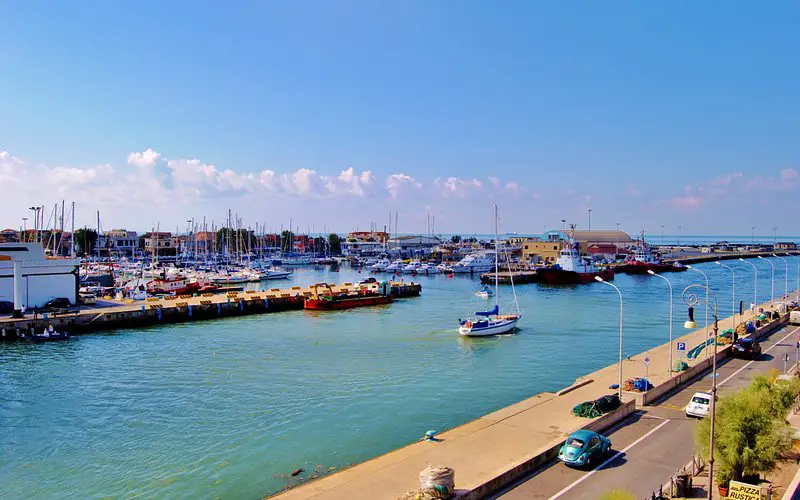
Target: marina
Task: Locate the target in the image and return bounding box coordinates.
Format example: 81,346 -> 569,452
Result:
4,255 -> 800,498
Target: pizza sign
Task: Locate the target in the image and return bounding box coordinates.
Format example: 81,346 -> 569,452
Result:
728,480 -> 761,500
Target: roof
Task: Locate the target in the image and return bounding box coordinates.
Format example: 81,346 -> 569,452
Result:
568,429 -> 599,439
570,230 -> 632,243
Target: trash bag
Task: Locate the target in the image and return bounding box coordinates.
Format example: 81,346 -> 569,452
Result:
593,394 -> 621,413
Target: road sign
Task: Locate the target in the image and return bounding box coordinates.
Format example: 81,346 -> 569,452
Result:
784,353 -> 791,361
644,356 -> 650,366
677,342 -> 686,351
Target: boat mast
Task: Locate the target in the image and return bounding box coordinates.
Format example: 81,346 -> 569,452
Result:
494,204 -> 499,307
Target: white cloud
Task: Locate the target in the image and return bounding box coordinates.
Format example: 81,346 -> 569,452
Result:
127,148 -> 162,168
434,177 -> 483,198
385,173 -> 421,199
0,151 -> 24,183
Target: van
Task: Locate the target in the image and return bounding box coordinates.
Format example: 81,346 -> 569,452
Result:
790,310 -> 800,325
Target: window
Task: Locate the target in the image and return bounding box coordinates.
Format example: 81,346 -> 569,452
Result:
692,396 -> 710,405
589,437 -> 600,448
566,438 -> 584,448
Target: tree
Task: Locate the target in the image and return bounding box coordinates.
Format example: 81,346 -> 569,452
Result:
599,490 -> 635,500
281,230 -> 295,253
451,235 -> 462,244
328,233 -> 342,255
73,228 -> 98,256
695,375 -> 799,484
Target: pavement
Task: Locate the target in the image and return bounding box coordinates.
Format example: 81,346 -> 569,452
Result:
269,298 -> 789,500
493,323 -> 800,500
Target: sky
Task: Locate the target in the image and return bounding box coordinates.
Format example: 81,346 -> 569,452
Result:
1,1 -> 799,237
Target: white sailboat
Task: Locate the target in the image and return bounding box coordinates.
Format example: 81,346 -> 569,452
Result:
458,205 -> 521,337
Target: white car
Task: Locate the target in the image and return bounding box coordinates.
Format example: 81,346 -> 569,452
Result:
685,392 -> 713,418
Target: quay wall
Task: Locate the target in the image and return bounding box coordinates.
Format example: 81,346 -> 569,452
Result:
0,282 -> 422,340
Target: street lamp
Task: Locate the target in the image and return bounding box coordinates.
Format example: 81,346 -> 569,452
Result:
683,283 -> 719,500
595,276 -> 623,399
648,270 -> 673,375
715,261 -> 736,334
21,217 -> 28,242
686,265 -> 710,359
773,253 -> 789,304
739,258 -> 758,320
588,208 -> 592,231
757,255 -> 775,307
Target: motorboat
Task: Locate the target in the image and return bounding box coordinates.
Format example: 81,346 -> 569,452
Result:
20,326 -> 70,342
265,268 -> 293,280
450,252 -> 495,274
385,260 -> 406,273
418,263 -> 441,274
474,285 -> 494,299
402,260 -> 423,274
370,259 -> 392,272
146,277 -> 201,295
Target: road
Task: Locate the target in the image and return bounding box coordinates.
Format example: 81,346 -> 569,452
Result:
493,324 -> 800,500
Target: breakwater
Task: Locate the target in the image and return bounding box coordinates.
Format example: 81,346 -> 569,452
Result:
0,281 -> 422,340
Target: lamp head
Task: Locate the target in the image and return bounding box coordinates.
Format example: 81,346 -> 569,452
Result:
594,276 -> 604,282
772,253 -> 778,257
758,255 -> 764,259
684,306 -> 697,329
715,261 -> 721,266
739,258 -> 745,262
647,270 -> 655,275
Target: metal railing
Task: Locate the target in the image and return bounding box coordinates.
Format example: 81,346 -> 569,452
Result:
647,454 -> 705,499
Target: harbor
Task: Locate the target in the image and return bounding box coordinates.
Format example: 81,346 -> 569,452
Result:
4,255 -> 800,499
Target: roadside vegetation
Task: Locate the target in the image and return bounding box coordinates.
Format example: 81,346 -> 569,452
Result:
695,370 -> 800,486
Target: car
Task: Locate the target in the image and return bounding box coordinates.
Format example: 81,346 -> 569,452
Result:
358,277 -> 378,285
685,391 -> 713,418
43,297 -> 72,310
0,300 -> 14,314
731,338 -> 762,359
558,430 -> 612,467
79,293 -> 97,305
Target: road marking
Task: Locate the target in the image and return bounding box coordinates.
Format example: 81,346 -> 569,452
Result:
718,326 -> 800,387
548,419 -> 671,500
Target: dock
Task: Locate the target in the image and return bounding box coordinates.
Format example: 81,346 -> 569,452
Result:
479,270 -> 539,285
0,281 -> 422,340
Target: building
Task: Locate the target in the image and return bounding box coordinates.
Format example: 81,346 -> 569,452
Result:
587,243 -> 619,261
0,229 -> 19,243
521,239 -> 563,265
98,229 -> 139,256
776,242 -> 797,250
0,243 -> 80,312
143,232 -> 177,256
388,235 -> 442,256
342,231 -> 389,256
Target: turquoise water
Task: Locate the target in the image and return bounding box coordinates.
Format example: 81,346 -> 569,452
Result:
2,257 -> 800,499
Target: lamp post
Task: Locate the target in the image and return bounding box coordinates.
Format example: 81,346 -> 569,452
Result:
683,284 -> 719,500
740,258 -> 758,319
716,261 -> 736,333
648,270 -> 673,375
21,218 -> 27,242
595,276 -> 623,399
773,253 -> 789,304
588,209 -> 592,231
758,255 -> 775,307
687,265 -> 710,359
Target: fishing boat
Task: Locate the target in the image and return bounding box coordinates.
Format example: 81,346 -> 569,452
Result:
537,228 -> 614,285
20,326 -> 70,342
458,205 -> 521,337
146,276 -> 201,295
304,283 -> 392,310
616,233 -> 687,275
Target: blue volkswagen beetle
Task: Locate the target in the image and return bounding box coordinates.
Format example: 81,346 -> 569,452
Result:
558,429 -> 612,467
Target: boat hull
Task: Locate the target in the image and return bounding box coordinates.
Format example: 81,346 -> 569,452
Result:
537,268 -> 615,285
617,262 -> 686,275
304,295 -> 392,310
459,316 -> 519,336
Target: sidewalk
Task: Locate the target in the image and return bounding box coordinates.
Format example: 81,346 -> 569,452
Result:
270,302 -> 787,499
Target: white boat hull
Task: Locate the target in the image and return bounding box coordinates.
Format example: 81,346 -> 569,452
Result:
459,316 -> 520,337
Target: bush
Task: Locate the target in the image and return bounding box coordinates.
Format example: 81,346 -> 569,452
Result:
598,490 -> 635,500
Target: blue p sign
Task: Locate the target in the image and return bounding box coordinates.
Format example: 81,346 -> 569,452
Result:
677,342 -> 686,351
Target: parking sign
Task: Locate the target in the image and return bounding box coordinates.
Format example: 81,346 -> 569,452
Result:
677,342 -> 686,351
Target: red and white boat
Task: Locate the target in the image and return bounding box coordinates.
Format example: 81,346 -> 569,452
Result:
537,232 -> 614,285
146,276 -> 200,295
617,234 -> 686,275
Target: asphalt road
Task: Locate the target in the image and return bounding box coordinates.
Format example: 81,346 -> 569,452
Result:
493,324 -> 800,500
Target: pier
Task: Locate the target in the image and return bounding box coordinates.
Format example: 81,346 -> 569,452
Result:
268,296 -> 795,500
0,281 -> 421,340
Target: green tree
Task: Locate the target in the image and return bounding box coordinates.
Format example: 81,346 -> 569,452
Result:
281,230 -> 295,253
450,235 -> 462,244
598,490 -> 635,500
73,228 -> 98,256
328,233 -> 342,255
695,375 -> 799,484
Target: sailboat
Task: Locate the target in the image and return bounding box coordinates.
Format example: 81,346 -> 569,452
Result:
458,205 -> 521,337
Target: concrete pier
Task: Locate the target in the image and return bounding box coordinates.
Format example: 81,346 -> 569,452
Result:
0,281 -> 422,340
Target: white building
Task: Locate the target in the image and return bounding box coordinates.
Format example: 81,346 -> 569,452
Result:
0,243 -> 80,313
98,229 -> 139,256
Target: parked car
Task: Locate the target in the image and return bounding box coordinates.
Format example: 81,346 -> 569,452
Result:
685,391 -> 713,418
43,297 -> 72,310
79,293 -> 97,305
731,338 -> 762,359
0,301 -> 14,314
558,429 -> 612,467
358,277 -> 378,285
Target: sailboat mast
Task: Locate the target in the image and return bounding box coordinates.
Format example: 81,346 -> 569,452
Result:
494,204 -> 499,307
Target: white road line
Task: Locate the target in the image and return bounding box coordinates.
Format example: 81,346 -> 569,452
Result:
548,326 -> 798,500
718,326 -> 800,387
548,419 -> 671,500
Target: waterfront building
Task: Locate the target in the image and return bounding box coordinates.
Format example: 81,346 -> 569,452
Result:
342,231 -> 388,257
143,232 -> 177,257
388,235 -> 442,257
522,229 -> 633,264
98,229 -> 139,257
776,242 -> 798,250
521,239 -> 563,265
0,229 -> 19,243
0,243 -> 80,310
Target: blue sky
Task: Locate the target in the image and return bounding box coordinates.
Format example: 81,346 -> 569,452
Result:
1,1 -> 799,236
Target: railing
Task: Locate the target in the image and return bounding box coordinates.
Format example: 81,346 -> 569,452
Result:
647,454 -> 705,499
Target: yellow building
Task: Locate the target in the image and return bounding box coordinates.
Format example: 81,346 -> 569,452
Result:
521,239 -> 563,265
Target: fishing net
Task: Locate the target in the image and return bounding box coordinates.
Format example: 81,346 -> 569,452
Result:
571,402 -> 603,418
